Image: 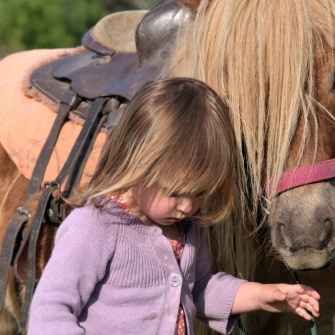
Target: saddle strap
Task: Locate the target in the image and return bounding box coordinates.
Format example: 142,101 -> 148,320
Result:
19,187 -> 55,332
28,92 -> 80,195
0,214 -> 28,311
65,112 -> 107,196
0,95 -> 78,312
19,97 -> 108,332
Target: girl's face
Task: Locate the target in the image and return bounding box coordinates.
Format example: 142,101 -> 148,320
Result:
129,184 -> 205,226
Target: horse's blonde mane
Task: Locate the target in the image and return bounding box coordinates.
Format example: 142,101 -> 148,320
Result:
164,0 -> 335,280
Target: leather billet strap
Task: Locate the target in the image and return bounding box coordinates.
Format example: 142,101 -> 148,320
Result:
0,212 -> 28,311
19,97 -> 108,331
64,108 -> 108,196
0,93 -> 79,313
28,92 -> 80,195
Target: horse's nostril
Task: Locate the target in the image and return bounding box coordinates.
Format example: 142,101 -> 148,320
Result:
321,218 -> 333,249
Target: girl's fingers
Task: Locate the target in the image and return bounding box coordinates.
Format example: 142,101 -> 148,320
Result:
306,294 -> 320,311
299,285 -> 320,300
296,307 -> 312,320
305,303 -> 319,317
311,290 -> 321,300
298,299 -> 319,317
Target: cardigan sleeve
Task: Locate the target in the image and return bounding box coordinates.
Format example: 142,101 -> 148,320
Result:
27,205 -> 120,335
192,228 -> 247,334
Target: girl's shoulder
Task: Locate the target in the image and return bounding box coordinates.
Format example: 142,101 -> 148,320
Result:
55,200 -> 134,242
67,199 -> 131,223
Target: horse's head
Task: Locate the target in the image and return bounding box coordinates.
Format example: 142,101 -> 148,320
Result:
270,46 -> 335,270
175,0 -> 335,271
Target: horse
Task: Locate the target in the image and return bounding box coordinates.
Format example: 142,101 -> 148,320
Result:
0,0 -> 335,334
170,0 -> 335,334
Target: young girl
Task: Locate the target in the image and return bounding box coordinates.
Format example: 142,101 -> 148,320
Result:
27,78 -> 320,335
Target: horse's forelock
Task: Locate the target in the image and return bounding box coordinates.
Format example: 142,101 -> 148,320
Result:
165,0 -> 335,283
168,0 -> 335,216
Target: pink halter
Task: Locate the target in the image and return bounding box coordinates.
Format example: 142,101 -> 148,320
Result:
265,158 -> 335,197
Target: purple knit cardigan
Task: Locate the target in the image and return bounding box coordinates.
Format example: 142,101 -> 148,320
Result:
27,202 -> 245,335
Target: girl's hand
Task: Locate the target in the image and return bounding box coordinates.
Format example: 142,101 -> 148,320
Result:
232,282 -> 320,320
258,283 -> 320,320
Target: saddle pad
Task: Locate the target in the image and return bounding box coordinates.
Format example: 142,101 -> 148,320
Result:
0,48 -> 106,187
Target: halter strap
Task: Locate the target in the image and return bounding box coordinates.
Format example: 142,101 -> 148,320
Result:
266,158 -> 335,197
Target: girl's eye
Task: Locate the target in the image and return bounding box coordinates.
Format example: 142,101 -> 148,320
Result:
196,191 -> 207,198
161,187 -> 176,196
170,191 -> 207,198
159,187 -> 180,197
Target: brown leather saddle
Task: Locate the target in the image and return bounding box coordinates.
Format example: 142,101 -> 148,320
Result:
30,0 -> 191,132
0,0 -> 191,331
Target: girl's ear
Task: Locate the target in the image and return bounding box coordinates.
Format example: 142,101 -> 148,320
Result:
178,0 -> 201,11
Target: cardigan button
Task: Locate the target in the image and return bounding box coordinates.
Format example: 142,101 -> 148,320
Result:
169,273 -> 182,287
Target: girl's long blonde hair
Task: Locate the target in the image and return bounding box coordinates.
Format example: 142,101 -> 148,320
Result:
74,77 -> 237,225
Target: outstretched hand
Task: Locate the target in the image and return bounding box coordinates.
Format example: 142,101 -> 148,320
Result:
258,283 -> 320,320
232,282 -> 320,320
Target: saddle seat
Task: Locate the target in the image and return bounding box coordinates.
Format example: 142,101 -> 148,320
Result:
83,10 -> 148,55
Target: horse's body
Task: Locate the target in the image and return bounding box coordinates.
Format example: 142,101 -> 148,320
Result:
1,0 -> 335,334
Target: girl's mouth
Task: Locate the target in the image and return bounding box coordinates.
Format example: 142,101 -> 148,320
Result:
166,217 -> 182,223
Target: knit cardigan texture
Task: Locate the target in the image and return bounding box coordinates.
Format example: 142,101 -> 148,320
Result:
27,202 -> 246,335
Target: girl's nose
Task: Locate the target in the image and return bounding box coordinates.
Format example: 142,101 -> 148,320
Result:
177,197 -> 193,214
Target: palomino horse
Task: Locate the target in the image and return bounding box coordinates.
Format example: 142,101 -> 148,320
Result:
0,0 -> 335,334
170,0 -> 335,334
